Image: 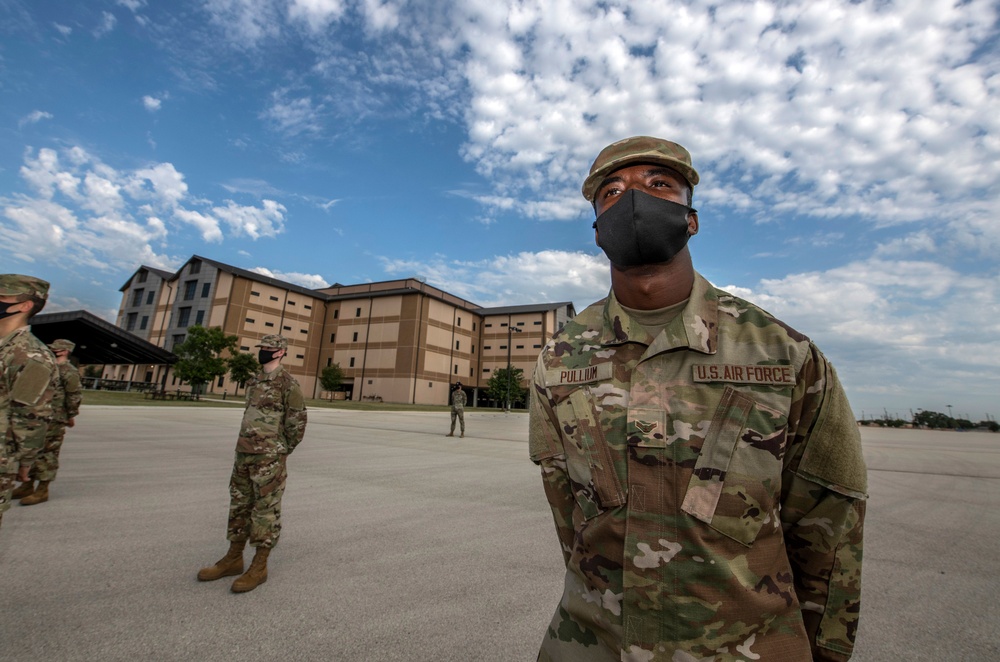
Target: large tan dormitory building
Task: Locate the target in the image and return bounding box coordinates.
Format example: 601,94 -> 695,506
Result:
107,255 -> 575,405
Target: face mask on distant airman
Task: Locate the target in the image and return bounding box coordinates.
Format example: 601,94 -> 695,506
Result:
593,189 -> 695,268
258,349 -> 281,364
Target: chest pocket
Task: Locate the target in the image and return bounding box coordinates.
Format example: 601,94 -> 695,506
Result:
554,388 -> 626,520
680,386 -> 786,546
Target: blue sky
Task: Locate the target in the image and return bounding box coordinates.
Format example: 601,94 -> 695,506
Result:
1,0 -> 998,420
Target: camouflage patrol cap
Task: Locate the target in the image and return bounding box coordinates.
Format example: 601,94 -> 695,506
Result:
582,136 -> 700,201
48,339 -> 76,353
255,334 -> 288,350
0,274 -> 50,299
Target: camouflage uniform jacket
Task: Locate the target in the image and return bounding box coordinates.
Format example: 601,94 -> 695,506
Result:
52,362 -> 83,424
529,273 -> 867,662
236,365 -> 307,455
451,389 -> 467,411
1,326 -> 57,468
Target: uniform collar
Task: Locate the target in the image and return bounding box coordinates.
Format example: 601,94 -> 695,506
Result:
600,271 -> 718,355
258,364 -> 285,381
0,325 -> 30,349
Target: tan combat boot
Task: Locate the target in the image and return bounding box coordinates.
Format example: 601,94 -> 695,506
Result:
197,541 -> 246,581
12,481 -> 35,499
231,547 -> 270,593
20,481 -> 49,505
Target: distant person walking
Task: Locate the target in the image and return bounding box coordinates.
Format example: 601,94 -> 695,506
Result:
16,339 -> 82,505
197,334 -> 307,593
446,382 -> 466,438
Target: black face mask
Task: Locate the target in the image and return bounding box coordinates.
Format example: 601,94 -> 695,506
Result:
258,349 -> 281,364
593,189 -> 695,268
0,301 -> 22,320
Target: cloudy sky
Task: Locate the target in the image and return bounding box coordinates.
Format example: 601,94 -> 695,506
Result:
1,0 -> 998,420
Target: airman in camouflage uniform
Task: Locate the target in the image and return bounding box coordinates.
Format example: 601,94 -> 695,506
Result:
17,339 -> 82,506
197,334 -> 307,593
529,137 -> 867,661
0,274 -> 58,532
447,381 -> 466,437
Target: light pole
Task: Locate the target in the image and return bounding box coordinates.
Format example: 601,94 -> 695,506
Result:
505,323 -> 522,412
947,404 -> 954,424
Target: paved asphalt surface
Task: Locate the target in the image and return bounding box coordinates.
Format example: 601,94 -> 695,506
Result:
1,407 -> 998,661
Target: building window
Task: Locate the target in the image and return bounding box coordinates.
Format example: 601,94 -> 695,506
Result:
501,322 -> 508,327
333,309 -> 339,319
201,282 -> 211,298
355,307 -> 361,317
352,332 -> 358,342
265,322 -> 274,327
472,345 -> 475,354
296,354 -> 304,359
189,260 -> 201,274
132,289 -> 144,307
251,291 -> 260,297
300,329 -> 308,334
455,340 -> 460,350
457,317 -> 461,327
126,312 -> 137,331
473,322 -> 476,331
304,304 -> 312,310
368,379 -> 373,385
517,322 -> 524,326
499,345 -> 507,350
146,290 -> 155,305
483,368 -> 490,373
137,270 -> 148,283
534,321 -> 541,325
270,296 -> 279,301
177,307 -> 191,327
283,325 -> 291,331
454,365 -> 458,374
218,376 -> 225,387
240,346 -> 250,351
533,344 -> 541,349
485,323 -> 492,327
245,317 -> 255,324
469,367 -> 473,377
349,357 -> 355,367
484,345 -> 491,350
195,310 -> 205,325
288,300 -> 296,306
183,280 -> 197,301
327,358 -> 332,367
172,334 -> 186,349
516,344 -> 524,349
330,333 -> 335,343
140,316 -> 148,330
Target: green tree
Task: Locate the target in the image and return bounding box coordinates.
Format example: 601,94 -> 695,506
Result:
171,325 -> 238,396
319,363 -> 345,400
486,366 -> 527,410
227,351 -> 260,395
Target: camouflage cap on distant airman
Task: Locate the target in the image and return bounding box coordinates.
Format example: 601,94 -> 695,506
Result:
582,136 -> 700,201
0,274 -> 50,299
255,334 -> 288,350
48,339 -> 76,353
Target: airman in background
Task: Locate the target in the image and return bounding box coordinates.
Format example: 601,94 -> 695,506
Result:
446,381 -> 466,438
16,339 -> 82,506
197,334 -> 307,593
0,274 -> 58,532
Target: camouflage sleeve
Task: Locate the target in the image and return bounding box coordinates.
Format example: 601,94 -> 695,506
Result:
781,346 -> 868,661
529,356 -> 575,565
10,358 -> 56,464
282,380 -> 307,454
63,368 -> 83,419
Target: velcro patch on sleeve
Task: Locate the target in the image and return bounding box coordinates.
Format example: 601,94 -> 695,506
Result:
11,359 -> 52,406
543,362 -> 613,387
692,363 -> 795,386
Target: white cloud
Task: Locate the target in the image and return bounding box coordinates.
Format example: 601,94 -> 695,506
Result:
260,89 -> 323,136
380,249 -> 610,309
118,0 -> 147,11
142,95 -> 163,111
19,110 -> 53,127
287,0 -> 347,31
249,266 -> 329,289
94,11 -> 117,37
212,199 -> 286,239
54,23 -> 72,36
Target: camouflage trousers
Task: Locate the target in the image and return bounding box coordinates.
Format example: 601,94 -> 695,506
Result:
28,423 -> 67,482
450,408 -> 465,434
227,452 -> 287,549
0,453 -> 16,522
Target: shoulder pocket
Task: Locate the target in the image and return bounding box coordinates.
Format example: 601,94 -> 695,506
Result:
12,359 -> 52,406
681,386 -> 785,546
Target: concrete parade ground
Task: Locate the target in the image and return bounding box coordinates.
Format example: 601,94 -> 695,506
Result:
1,407 -> 998,661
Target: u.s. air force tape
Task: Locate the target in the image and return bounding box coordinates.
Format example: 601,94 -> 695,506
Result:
692,363 -> 795,386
